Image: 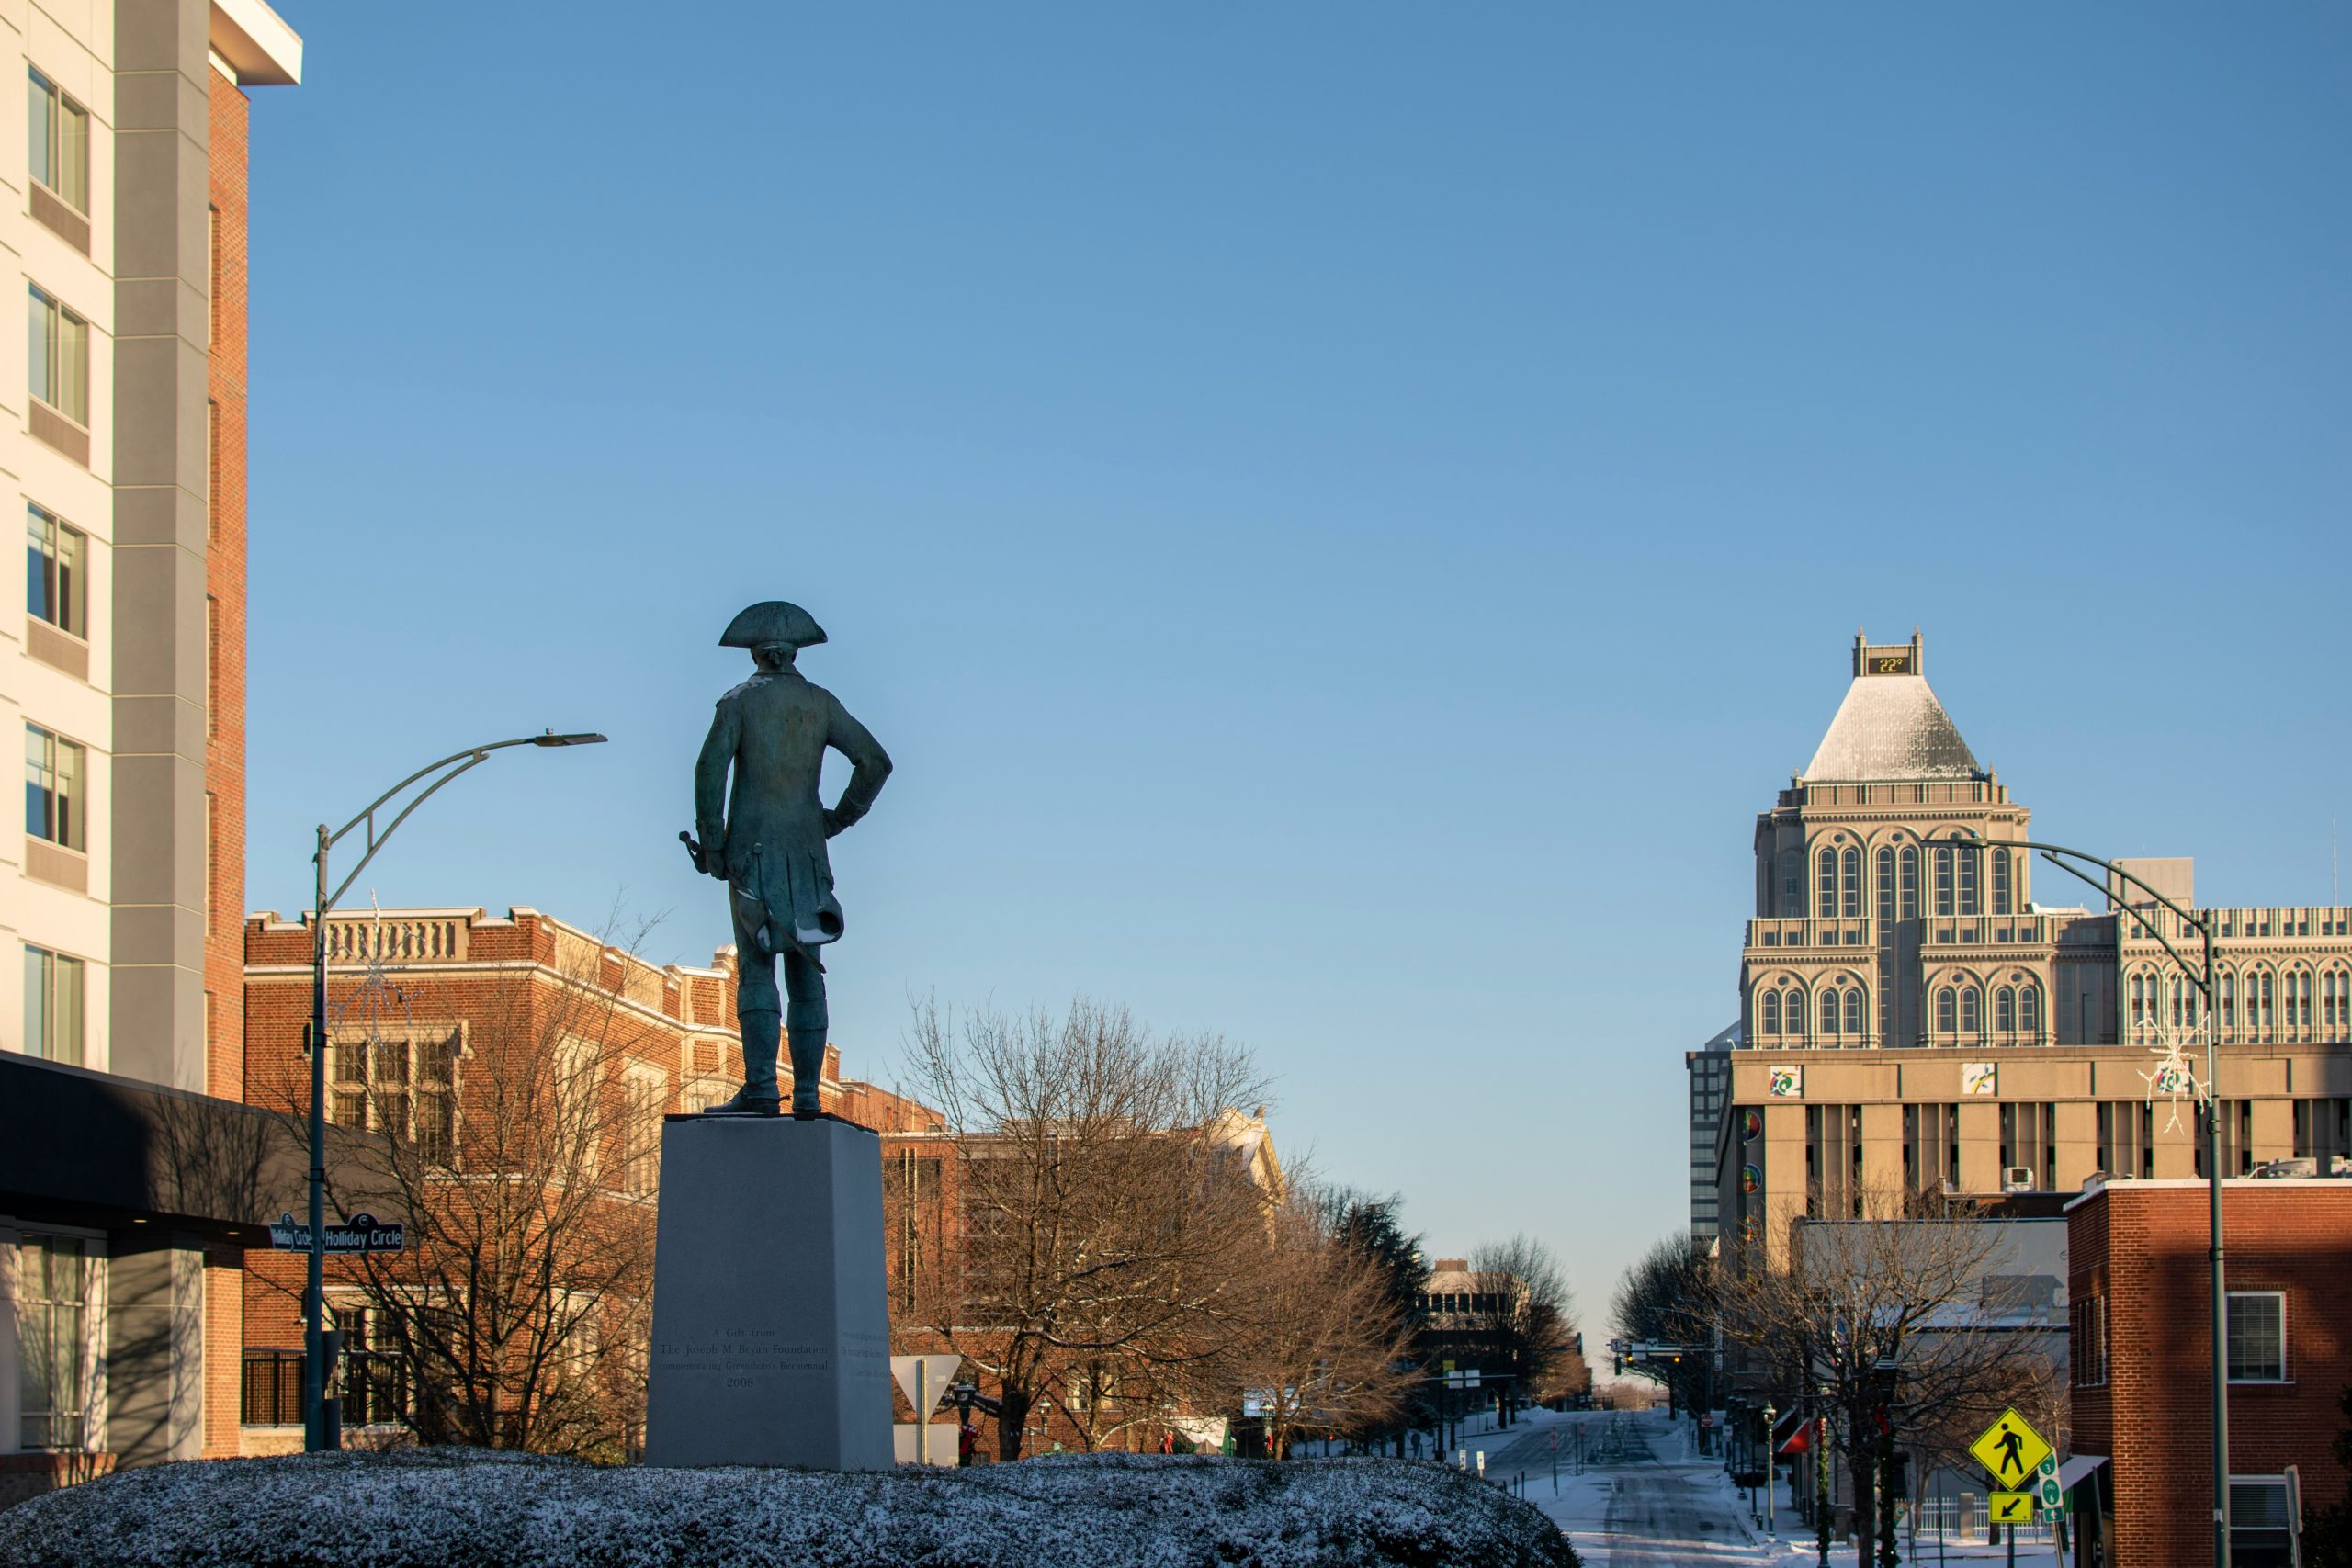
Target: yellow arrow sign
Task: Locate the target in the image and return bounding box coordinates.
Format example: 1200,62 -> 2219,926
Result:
1969,1408 -> 2053,1488
1989,1492 -> 2035,1524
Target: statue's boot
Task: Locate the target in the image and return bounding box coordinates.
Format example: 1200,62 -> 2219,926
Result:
704,1009 -> 783,1117
788,1026 -> 826,1120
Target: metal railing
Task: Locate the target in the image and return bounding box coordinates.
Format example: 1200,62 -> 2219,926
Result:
243,1348 -> 410,1429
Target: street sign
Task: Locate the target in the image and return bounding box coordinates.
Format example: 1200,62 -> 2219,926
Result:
266,1211 -> 404,1254
1989,1492 -> 2034,1525
1547,1428 -> 1560,1451
1968,1407 -> 2052,1490
2037,1455 -> 2063,1513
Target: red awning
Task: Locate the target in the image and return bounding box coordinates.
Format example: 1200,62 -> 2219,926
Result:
1772,1407 -> 1814,1456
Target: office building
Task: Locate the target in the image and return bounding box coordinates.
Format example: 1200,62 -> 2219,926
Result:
2,0 -> 301,1505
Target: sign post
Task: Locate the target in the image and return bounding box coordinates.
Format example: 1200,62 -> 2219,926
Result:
1970,1408 -> 2054,1568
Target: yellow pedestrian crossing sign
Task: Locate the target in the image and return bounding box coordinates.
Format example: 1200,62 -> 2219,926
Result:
1989,1492 -> 2035,1525
1969,1408 -> 2053,1489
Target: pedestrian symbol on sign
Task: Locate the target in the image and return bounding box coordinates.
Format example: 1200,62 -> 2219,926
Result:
1967,1407 -> 2052,1489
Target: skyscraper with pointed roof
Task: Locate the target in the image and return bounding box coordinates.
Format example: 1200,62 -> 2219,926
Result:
1703,632 -> 2352,1266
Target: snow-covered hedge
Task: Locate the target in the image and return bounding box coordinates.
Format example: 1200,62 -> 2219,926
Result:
0,1448 -> 1578,1568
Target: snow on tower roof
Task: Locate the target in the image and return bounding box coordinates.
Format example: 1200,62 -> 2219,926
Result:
1804,675 -> 1979,782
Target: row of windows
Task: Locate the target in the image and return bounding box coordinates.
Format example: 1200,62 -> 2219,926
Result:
1936,982 -> 2043,1037
1758,986 -> 1868,1037
1784,843 -> 2021,920
1754,980 -> 2046,1039
2128,965 -> 2352,1036
2077,1292 -> 2288,1386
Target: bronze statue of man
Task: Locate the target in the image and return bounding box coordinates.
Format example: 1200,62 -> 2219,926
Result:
687,601 -> 891,1118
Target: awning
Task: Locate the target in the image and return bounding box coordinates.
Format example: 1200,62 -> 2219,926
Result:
2057,1455 -> 2109,1491
1772,1407 -> 1815,1456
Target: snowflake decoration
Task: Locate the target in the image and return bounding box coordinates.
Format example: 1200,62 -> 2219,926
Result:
2134,1013 -> 2211,1135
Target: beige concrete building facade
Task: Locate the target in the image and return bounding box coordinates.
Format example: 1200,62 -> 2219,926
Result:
1709,633 -> 2352,1265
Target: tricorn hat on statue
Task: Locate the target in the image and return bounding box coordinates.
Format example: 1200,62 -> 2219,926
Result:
719,601 -> 828,650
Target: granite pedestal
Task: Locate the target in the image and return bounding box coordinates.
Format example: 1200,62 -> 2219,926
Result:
642,1115 -> 894,1470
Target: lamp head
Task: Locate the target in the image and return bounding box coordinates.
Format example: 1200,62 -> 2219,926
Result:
534,731 -> 608,748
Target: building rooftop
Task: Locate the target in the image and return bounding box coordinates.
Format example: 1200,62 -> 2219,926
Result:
1804,672 -> 1980,783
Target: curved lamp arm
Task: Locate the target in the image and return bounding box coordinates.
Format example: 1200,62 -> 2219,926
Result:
1934,826 -> 2213,993
319,730 -> 605,915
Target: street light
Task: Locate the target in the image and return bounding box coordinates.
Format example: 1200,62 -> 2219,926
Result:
1939,826 -> 2229,1568
301,729 -> 606,1451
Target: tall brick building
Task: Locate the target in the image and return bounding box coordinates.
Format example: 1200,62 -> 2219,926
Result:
2,0 -> 300,1505
2067,1180 -> 2352,1568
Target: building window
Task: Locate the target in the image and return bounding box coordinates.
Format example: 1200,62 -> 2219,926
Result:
2230,1478 -> 2296,1568
1761,990 -> 1781,1035
1817,850 -> 1837,921
1780,850 -> 1803,917
1843,987 -> 1863,1036
2227,1292 -> 2287,1382
1876,849 -> 1894,928
2071,1295 -> 2109,1387
28,70 -> 88,211
2019,983 -> 2041,1038
23,945 -> 85,1066
1936,987 -> 1956,1036
2289,971 -> 2312,1029
1996,986 -> 2016,1034
1840,847 -> 1860,919
2256,972 -> 2275,1038
1958,846 -> 1979,916
26,505 -> 85,637
2222,972 -> 2237,1032
1933,848 -> 1954,917
1960,986 -> 1982,1037
16,1235 -> 89,1450
329,1031 -> 460,1163
28,285 -> 87,425
1991,852 -> 2011,916
1900,847 -> 1919,919
24,723 -> 85,849
619,1067 -> 663,1196
2325,971 -> 2349,1032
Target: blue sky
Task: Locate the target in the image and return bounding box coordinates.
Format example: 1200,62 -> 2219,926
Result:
242,5 -> 2351,1328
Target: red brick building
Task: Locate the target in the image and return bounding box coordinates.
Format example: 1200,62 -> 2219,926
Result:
2067,1179 -> 2352,1568
239,905 -> 938,1452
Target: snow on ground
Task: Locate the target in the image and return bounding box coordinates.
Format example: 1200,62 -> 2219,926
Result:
0,1447 -> 1577,1568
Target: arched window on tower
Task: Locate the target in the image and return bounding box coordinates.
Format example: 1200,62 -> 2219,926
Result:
2258,971 -> 2276,1037
1876,849 -> 1895,928
1818,850 -> 1838,923
1996,987 -> 2016,1034
1958,846 -> 1980,916
1991,852 -> 2011,915
2020,983 -> 2041,1038
2291,970 -> 2312,1029
2222,972 -> 2236,1033
1841,847 -> 1861,919
1819,989 -> 1839,1036
2130,974 -> 2146,1030
1936,987 -> 1956,1036
1934,848 -> 1955,917
1844,987 -> 1864,1037
2171,977 -> 2185,1030
1960,986 -> 1982,1037
1781,850 -> 1804,916
1900,846 -> 1919,919
1761,989 -> 1781,1036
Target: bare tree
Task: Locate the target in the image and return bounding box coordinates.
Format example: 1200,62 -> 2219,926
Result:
1611,1231 -> 1717,1414
1219,1187 -> 1417,1459
268,917 -> 663,1459
904,996 -> 1275,1459
1463,1234 -> 1583,1411
1716,1189 -> 2064,1566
